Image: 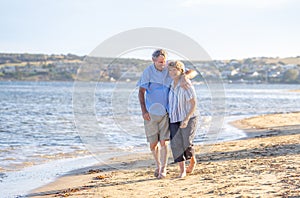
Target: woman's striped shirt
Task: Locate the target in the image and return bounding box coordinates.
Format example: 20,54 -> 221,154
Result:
168,79 -> 198,123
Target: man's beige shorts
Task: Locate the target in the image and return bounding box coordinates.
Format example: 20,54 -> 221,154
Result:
144,113 -> 170,144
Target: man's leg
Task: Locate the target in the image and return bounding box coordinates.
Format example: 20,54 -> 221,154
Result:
158,114 -> 170,179
150,141 -> 160,177
158,140 -> 168,179
145,114 -> 161,177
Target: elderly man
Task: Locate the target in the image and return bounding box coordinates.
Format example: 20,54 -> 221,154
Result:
137,49 -> 197,179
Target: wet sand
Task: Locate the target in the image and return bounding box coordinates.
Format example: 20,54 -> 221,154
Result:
28,112 -> 300,198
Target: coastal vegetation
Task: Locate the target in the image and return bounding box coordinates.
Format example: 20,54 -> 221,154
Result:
0,53 -> 300,83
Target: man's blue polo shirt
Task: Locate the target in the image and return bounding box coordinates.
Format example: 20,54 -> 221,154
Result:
137,64 -> 172,116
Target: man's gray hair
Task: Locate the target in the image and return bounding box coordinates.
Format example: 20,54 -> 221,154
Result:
152,49 -> 168,58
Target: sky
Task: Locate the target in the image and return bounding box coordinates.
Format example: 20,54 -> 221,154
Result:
0,0 -> 299,60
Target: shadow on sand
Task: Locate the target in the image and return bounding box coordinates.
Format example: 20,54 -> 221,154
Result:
27,125 -> 300,197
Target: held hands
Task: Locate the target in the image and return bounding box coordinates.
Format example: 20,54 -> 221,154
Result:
180,117 -> 189,128
143,112 -> 151,121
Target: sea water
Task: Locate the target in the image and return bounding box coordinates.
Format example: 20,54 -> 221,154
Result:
1,81 -> 300,197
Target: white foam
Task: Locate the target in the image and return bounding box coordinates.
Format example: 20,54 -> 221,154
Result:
0,156 -> 98,198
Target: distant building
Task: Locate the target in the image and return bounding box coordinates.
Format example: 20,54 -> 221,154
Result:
2,66 -> 16,73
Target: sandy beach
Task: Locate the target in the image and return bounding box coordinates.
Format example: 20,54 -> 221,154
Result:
28,112 -> 300,198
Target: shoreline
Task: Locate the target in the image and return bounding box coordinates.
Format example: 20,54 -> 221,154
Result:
28,112 -> 300,197
1,115 -> 246,198
0,156 -> 99,198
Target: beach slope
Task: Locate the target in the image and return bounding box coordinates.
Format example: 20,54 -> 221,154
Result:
28,112 -> 300,197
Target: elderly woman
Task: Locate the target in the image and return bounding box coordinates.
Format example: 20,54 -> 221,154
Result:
168,60 -> 199,178
137,50 -> 198,179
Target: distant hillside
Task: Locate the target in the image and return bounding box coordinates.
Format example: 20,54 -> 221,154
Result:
223,56 -> 300,65
1,53 -> 300,67
0,53 -> 84,65
0,53 -> 150,81
0,53 -> 299,83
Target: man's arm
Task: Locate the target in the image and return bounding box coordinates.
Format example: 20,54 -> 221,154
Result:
185,69 -> 198,79
138,87 -> 150,121
180,69 -> 198,89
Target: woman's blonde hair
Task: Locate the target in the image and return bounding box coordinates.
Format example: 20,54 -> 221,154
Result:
168,60 -> 185,74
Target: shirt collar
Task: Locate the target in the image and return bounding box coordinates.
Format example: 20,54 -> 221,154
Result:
171,77 -> 182,89
152,64 -> 166,72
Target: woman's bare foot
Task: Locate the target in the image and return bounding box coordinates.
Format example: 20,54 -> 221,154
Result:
176,161 -> 186,178
186,156 -> 196,174
177,171 -> 186,178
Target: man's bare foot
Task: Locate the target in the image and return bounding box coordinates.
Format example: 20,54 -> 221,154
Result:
154,168 -> 159,177
158,167 -> 167,179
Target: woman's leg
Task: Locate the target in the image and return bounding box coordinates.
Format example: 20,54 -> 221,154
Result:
182,116 -> 198,173
186,155 -> 197,173
170,122 -> 185,163
178,161 -> 186,178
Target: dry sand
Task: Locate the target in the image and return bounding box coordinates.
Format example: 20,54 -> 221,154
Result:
28,112 -> 300,198
289,90 -> 300,93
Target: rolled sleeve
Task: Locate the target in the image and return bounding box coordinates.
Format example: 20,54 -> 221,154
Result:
185,86 -> 196,100
137,68 -> 150,89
